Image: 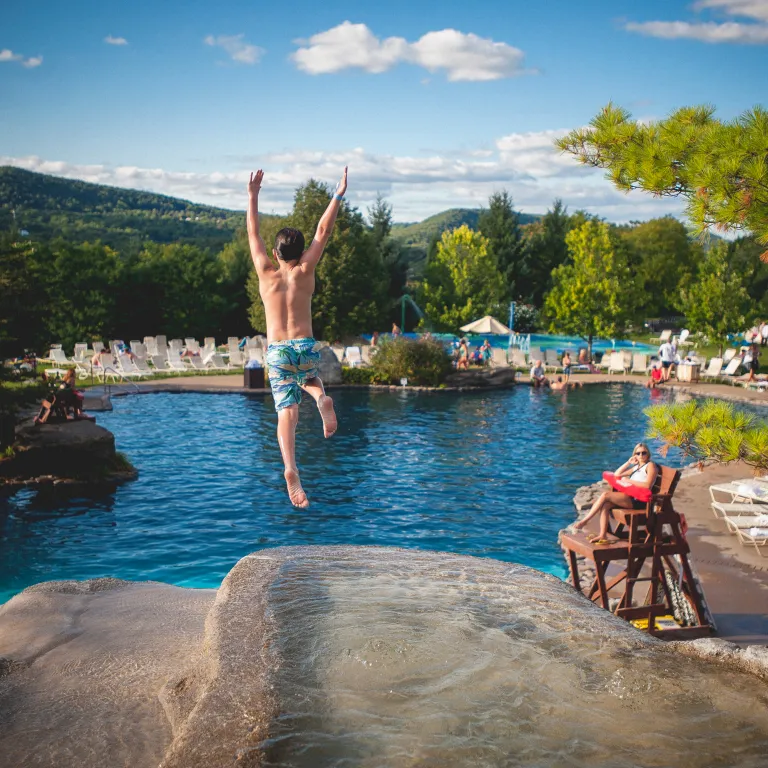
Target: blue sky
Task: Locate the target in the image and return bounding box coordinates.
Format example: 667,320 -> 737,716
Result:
2,0 -> 766,221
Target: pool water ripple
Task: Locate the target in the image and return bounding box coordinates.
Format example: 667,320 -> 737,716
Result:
0,385 -> 683,602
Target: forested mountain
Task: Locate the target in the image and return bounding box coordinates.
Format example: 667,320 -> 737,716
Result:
391,207 -> 540,254
0,166 -> 249,253
0,167 -> 539,258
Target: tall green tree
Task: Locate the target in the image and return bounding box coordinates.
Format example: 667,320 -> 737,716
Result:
679,242 -> 750,356
556,103 -> 768,250
617,216 -> 700,317
418,225 -> 504,331
544,220 -> 637,359
517,199 -> 571,305
0,231 -> 47,357
478,191 -> 523,301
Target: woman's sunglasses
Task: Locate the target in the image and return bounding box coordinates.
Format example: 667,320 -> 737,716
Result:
635,450 -> 648,456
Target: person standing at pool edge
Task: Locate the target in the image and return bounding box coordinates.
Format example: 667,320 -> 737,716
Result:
247,167 -> 346,507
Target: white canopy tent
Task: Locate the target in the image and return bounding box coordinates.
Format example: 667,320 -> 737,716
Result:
459,315 -> 512,335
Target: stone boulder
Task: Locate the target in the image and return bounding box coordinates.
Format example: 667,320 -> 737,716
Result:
3,547 -> 768,767
1,419 -> 135,484
443,367 -> 518,388
316,345 -> 342,385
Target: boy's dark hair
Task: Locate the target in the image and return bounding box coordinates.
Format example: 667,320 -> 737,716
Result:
274,227 -> 305,261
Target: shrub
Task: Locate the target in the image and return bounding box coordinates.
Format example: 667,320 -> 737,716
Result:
370,338 -> 452,386
341,366 -> 376,385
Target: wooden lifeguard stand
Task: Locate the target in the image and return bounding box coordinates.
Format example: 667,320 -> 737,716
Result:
560,466 -> 714,639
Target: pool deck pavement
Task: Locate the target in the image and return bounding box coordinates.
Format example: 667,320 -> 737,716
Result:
103,372 -> 767,645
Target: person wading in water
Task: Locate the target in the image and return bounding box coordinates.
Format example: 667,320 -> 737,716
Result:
247,167 -> 347,507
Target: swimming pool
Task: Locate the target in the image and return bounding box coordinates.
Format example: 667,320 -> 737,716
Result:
0,385 -> 683,603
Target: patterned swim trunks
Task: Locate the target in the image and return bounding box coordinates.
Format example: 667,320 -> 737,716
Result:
266,337 -> 321,411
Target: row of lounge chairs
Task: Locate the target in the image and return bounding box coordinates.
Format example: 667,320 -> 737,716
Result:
710,477 -> 768,556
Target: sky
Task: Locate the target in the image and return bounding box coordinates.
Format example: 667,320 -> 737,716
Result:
1,0 -> 767,222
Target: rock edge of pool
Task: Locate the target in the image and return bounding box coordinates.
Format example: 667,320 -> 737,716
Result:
1,546 -> 767,768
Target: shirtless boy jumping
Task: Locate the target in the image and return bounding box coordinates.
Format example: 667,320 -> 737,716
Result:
247,167 -> 347,507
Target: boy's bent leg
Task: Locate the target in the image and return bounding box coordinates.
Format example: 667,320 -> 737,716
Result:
277,405 -> 309,508
301,376 -> 337,438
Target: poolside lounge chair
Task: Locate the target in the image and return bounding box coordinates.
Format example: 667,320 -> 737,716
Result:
719,357 -> 743,381
206,353 -> 232,371
185,338 -> 201,354
650,329 -> 671,344
133,356 -> 153,375
228,348 -> 245,367
510,349 -> 528,368
361,345 -> 374,364
169,339 -> 185,358
248,348 -> 265,366
73,343 -> 90,362
92,341 -> 105,356
701,358 -> 723,379
608,352 -> 627,375
166,357 -> 188,373
331,346 -> 345,363
117,354 -> 151,378
344,346 -> 364,367
631,353 -> 649,375
723,518 -> 768,556
131,342 -> 147,360
676,329 -> 693,347
491,347 -> 510,368
186,356 -> 208,372
723,348 -> 738,364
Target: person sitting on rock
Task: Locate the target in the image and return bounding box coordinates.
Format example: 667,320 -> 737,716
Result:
530,360 -> 549,388
572,443 -> 658,544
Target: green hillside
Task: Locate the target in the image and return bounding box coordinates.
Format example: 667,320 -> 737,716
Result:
0,166 -> 248,252
392,207 -> 540,250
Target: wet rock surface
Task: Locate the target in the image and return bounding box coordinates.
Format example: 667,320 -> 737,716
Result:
443,367 -> 518,388
316,346 -> 342,385
1,547 -> 767,768
1,419 -> 136,486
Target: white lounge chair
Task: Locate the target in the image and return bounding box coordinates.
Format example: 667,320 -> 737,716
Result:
720,357 -> 743,381
631,353 -> 649,375
676,329 -> 693,347
331,346 -> 345,363
650,329 -> 672,344
205,353 -> 232,371
228,348 -> 245,367
92,341 -> 105,355
133,356 -> 153,375
166,357 -> 188,373
248,348 -> 265,366
701,358 -> 723,379
169,339 -> 185,358
608,352 -> 627,375
723,518 -> 768,556
344,346 -> 364,367
723,348 -> 737,363
73,343 -> 90,362
185,356 -> 207,372
491,347 -> 510,368
711,501 -> 768,519
510,349 -> 528,368
143,337 -> 158,356
117,354 -> 151,378
185,338 -> 201,354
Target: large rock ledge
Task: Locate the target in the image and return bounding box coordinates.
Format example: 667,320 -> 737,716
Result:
0,419 -> 137,488
1,546 -> 767,768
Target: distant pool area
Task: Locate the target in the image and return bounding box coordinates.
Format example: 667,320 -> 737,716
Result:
0,385 -> 684,603
370,332 -> 656,353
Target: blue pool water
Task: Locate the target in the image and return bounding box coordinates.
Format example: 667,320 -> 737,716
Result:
0,385 -> 684,603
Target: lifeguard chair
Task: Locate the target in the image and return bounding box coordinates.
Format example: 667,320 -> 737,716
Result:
560,466 -> 714,639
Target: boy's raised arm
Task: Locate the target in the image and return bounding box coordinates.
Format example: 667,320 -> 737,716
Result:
301,167 -> 348,269
247,170 -> 274,273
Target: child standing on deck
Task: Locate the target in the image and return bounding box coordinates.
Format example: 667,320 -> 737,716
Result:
247,167 -> 348,507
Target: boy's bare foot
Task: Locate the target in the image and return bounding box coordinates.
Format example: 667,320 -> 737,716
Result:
318,395 -> 337,438
284,469 -> 309,508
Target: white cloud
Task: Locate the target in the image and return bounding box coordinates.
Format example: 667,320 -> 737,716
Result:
693,0 -> 768,21
292,22 -> 531,81
0,48 -> 42,67
625,0 -> 768,43
104,35 -> 128,46
204,34 -> 264,65
1,128 -> 688,224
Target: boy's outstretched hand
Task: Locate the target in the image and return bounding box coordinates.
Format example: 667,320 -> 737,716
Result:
335,166 -> 348,197
248,169 -> 264,196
